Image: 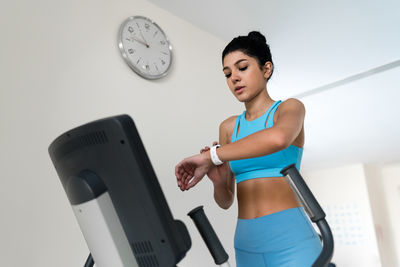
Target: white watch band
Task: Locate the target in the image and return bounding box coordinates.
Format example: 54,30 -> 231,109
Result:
210,145 -> 223,166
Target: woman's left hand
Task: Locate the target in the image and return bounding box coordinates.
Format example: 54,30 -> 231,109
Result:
175,152 -> 213,191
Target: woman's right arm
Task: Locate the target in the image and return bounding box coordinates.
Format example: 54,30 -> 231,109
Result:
212,117 -> 236,209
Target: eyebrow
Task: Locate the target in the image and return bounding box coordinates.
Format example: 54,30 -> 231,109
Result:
222,59 -> 248,71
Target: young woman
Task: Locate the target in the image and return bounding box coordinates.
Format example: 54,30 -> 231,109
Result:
175,31 -> 322,267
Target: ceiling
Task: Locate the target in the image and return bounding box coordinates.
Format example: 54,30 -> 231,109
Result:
148,0 -> 400,169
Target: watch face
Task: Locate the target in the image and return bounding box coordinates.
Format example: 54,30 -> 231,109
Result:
119,16 -> 173,80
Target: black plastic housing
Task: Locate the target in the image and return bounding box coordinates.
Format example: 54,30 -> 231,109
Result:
48,115 -> 191,267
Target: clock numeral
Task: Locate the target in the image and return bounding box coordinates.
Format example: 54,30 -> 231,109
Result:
145,64 -> 150,70
145,23 -> 150,30
153,31 -> 158,37
128,26 -> 134,33
154,63 -> 159,72
160,40 -> 166,45
161,59 -> 166,65
128,49 -> 135,54
137,57 -> 141,65
161,51 -> 168,55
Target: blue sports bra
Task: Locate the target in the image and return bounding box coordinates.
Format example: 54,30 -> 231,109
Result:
229,100 -> 303,184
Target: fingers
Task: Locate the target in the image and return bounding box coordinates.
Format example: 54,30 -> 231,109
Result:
176,160 -> 192,191
200,146 -> 210,154
183,170 -> 195,188
175,159 -> 184,189
181,172 -> 191,190
176,149 -> 214,191
186,176 -> 201,190
175,162 -> 182,179
178,172 -> 193,191
176,167 -> 196,191
200,141 -> 218,154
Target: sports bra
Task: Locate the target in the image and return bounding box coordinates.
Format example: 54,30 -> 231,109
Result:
229,100 -> 303,184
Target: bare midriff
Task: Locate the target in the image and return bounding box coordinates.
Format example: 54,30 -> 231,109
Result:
237,177 -> 301,219
232,117 -> 305,219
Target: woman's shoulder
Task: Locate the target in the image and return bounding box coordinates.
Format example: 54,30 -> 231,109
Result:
280,98 -> 305,110
219,115 -> 238,144
219,115 -> 239,131
274,98 -> 305,123
218,115 -> 240,142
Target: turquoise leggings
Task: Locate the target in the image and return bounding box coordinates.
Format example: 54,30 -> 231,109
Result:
234,207 -> 322,267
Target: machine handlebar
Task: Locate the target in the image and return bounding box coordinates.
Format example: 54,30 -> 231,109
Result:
281,164 -> 334,267
188,206 -> 229,265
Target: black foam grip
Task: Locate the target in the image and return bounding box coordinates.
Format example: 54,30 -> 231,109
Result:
188,206 -> 229,265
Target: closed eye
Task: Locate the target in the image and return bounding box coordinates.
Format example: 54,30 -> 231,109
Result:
224,66 -> 247,78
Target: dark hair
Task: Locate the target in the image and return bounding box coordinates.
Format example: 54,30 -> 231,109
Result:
222,31 -> 274,80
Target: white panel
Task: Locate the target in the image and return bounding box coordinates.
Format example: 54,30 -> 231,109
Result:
72,192 -> 138,267
364,164 -> 399,267
381,163 -> 400,266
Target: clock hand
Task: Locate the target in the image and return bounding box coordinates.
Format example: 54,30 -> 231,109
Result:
131,36 -> 149,48
138,29 -> 150,47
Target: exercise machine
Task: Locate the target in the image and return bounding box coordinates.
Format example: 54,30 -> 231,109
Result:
48,114 -> 333,267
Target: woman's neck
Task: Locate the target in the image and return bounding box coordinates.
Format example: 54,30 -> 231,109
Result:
244,89 -> 275,120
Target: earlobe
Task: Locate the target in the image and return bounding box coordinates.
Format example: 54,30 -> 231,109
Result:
263,71 -> 270,79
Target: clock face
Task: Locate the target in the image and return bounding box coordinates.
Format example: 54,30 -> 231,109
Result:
119,16 -> 173,80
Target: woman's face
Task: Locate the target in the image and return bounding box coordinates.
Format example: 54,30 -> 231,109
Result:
222,51 -> 271,102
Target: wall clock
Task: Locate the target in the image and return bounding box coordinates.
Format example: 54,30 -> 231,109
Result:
118,16 -> 173,80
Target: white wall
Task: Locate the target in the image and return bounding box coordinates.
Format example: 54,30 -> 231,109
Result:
303,164 -> 382,267
302,162 -> 400,267
364,164 -> 399,267
0,1 -> 241,266
380,163 -> 400,265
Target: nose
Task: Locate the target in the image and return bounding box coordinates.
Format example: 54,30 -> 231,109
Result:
230,70 -> 241,83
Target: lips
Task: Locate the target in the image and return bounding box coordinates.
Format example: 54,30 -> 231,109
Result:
235,86 -> 245,93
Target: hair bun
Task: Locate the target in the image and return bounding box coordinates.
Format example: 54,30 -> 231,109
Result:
248,31 -> 266,43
